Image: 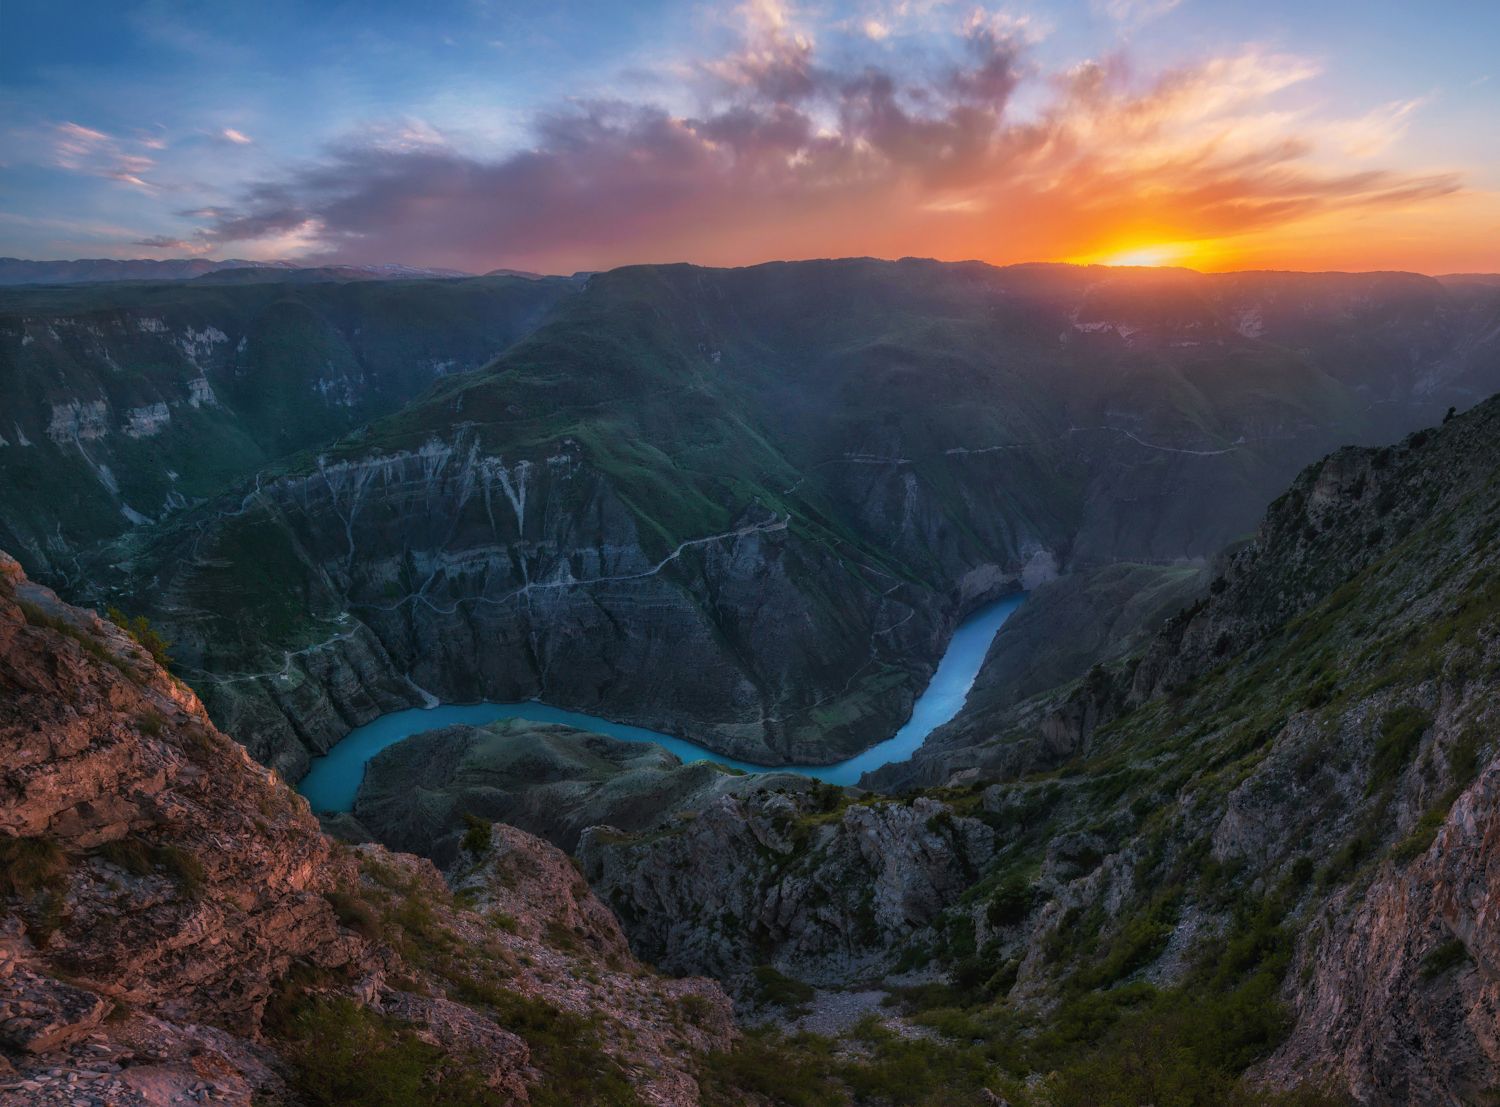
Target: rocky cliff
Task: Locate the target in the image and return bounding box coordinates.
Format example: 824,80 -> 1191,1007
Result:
0,551 -> 733,1106
572,396 -> 1500,1104
80,260 -> 1500,777
0,275 -> 574,578
351,720 -> 795,859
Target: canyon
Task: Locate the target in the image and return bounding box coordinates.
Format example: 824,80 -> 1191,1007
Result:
2,259 -> 1498,1105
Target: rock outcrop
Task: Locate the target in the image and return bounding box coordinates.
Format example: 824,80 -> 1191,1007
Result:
1263,758 -> 1500,1105
0,551 -> 733,1105
353,719 -> 776,858
580,785 -> 997,989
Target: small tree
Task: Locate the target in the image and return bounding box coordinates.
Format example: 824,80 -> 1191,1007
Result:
107,606 -> 172,668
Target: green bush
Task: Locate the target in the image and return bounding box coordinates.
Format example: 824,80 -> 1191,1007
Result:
1420,938 -> 1470,979
985,873 -> 1035,928
106,606 -> 172,668
1367,706 -> 1431,794
461,814 -> 492,855
278,997 -> 508,1107
752,963 -> 816,1008
0,836 -> 69,897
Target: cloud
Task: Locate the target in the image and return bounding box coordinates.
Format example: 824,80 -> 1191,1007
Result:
132,234 -> 200,250
219,127 -> 253,145
50,121 -> 161,191
157,2 -> 1465,273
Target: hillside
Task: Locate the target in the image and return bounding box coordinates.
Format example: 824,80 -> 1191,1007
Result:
0,551 -> 735,1105
79,259 -> 1500,777
0,275 -> 576,577
574,395 -> 1500,1103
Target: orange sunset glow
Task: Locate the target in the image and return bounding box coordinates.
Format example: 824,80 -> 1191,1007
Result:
3,0 -> 1497,274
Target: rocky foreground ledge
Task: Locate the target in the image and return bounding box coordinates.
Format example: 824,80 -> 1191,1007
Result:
0,550 -> 732,1106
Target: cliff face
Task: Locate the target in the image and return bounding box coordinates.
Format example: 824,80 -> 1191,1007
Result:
579,786 -> 998,990
143,435 -> 956,776
1264,758 -> 1500,1104
0,552 -> 732,1106
0,276 -> 574,579
79,260 -> 1500,777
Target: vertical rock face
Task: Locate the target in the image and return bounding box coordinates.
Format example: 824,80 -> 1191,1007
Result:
0,549 -> 363,1032
0,550 -> 734,1106
1264,760 -> 1500,1104
145,434 -> 972,777
579,786 -> 998,987
0,276 -> 575,578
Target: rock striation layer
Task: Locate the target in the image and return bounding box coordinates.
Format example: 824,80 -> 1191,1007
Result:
0,550 -> 732,1106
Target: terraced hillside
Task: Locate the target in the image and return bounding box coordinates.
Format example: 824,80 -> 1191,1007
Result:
0,275 -> 576,576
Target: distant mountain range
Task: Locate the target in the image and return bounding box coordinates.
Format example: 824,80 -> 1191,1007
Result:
0,257 -> 483,286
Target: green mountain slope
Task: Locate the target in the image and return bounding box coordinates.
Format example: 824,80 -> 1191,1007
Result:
0,275 -> 577,576
77,259 -> 1500,776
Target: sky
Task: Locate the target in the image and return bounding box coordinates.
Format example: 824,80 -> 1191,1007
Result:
2,0 -> 1497,274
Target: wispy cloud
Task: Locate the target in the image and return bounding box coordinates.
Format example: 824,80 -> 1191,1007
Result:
49,121 -> 162,192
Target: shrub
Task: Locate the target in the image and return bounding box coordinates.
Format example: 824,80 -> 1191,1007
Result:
1420,938 -> 1470,979
0,836 -> 69,897
679,993 -> 717,1027
985,874 -> 1035,929
1367,706 -> 1431,794
752,964 -> 816,1009
106,607 -> 172,667
460,814 -> 492,855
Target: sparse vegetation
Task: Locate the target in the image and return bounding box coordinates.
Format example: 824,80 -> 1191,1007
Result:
277,997 -> 511,1107
1421,938 -> 1471,979
461,813 -> 492,855
0,836 -> 70,897
752,964 -> 816,1010
92,836 -> 205,897
107,606 -> 173,668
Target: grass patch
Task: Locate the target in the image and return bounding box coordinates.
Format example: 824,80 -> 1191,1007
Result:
0,836 -> 70,897
480,990 -> 643,1107
277,996 -> 510,1107
325,889 -> 384,941
1367,706 -> 1431,795
92,836 -> 205,897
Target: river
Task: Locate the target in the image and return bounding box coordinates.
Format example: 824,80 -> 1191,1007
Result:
297,593 -> 1023,812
